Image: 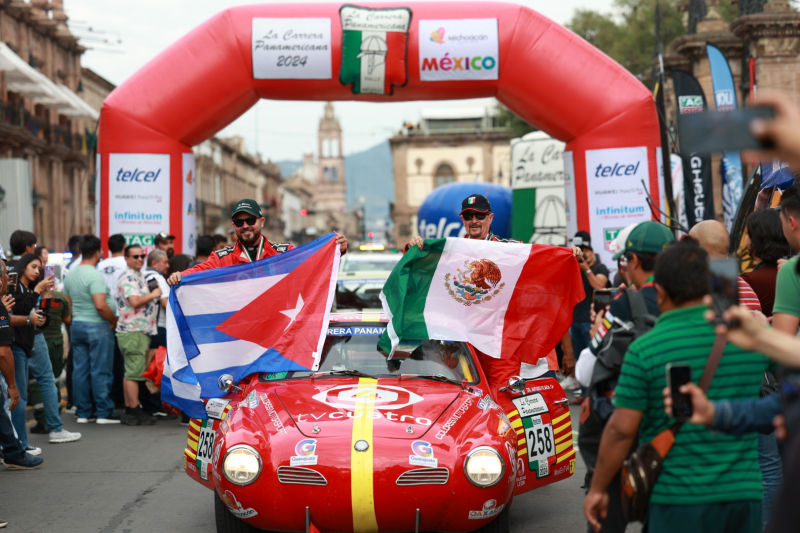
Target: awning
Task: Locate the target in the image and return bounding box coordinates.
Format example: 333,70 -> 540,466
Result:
0,42 -> 98,121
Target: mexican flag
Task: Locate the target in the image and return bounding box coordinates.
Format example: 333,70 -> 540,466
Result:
378,238 -> 584,361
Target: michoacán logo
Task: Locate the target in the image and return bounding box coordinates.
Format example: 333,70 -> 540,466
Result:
115,167 -> 162,182
593,160 -> 641,178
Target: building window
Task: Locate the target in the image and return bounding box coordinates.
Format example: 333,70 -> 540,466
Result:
332,166 -> 339,183
434,163 -> 455,188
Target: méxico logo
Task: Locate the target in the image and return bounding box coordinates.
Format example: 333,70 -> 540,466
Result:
444,258 -> 505,306
339,5 -> 411,95
313,384 -> 423,410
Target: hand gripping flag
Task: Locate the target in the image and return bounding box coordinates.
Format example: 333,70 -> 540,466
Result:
162,233 -> 340,418
378,238 -> 583,362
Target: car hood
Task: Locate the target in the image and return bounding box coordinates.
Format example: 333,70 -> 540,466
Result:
272,377 -> 463,439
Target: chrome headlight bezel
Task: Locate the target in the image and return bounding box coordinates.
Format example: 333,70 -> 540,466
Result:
463,446 -> 505,488
222,444 -> 262,486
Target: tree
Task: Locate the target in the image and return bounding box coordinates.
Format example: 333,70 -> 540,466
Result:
495,104 -> 536,138
566,0 -> 686,81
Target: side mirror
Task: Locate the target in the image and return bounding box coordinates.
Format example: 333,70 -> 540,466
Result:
499,375 -> 526,394
218,374 -> 241,393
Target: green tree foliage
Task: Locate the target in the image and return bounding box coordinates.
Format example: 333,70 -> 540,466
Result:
566,0 -> 688,81
495,104 -> 536,138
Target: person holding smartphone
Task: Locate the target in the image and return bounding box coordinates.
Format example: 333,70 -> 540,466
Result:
585,240 -> 770,533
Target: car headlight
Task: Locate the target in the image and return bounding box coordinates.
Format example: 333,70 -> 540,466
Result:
222,445 -> 262,486
464,446 -> 505,487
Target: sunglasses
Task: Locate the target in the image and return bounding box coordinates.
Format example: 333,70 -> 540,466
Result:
461,212 -> 488,221
129,254 -> 146,260
233,216 -> 258,227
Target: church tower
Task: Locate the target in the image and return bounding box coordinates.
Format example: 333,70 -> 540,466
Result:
312,102 -> 347,231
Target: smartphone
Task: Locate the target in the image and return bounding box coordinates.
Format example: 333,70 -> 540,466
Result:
592,288 -> 620,313
677,106 -> 776,156
7,271 -> 18,294
667,363 -> 693,419
709,258 -> 740,325
44,265 -> 55,279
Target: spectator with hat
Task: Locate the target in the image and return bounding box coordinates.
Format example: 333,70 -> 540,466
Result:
561,230 -> 609,391
168,198 -> 348,284
154,232 -> 175,259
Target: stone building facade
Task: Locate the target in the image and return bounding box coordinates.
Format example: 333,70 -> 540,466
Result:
665,0 -> 800,216
389,107 -> 511,246
0,0 -> 98,251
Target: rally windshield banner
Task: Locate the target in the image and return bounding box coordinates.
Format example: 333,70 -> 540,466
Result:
706,43 -> 744,231
672,69 -> 714,226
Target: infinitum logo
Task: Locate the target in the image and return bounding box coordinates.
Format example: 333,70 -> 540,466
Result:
595,205 -> 646,217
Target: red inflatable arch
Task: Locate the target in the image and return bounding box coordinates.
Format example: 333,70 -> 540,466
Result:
98,2 -> 661,255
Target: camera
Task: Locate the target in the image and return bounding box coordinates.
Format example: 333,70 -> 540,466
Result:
146,276 -> 159,292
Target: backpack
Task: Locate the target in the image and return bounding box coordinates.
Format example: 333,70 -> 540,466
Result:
578,289 -> 658,473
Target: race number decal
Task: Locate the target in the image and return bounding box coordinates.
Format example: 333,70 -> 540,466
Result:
512,393 -> 556,478
197,423 -> 216,480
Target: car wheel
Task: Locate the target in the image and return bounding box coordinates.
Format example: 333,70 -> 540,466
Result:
473,503 -> 510,533
214,491 -> 262,533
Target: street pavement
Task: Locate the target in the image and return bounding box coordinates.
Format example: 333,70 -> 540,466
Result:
0,403 -> 639,532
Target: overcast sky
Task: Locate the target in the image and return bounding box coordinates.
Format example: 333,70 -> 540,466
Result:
66,0 -> 616,161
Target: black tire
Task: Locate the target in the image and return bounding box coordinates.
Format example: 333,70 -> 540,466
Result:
473,503 -> 511,533
214,491 -> 262,533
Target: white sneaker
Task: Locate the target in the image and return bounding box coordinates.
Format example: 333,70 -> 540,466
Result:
559,376 -> 581,391
24,445 -> 42,456
96,416 -> 121,425
49,429 -> 81,443
76,417 -> 96,424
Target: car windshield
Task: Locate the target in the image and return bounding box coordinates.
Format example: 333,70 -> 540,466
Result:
335,278 -> 385,309
341,254 -> 401,273
260,323 -> 479,384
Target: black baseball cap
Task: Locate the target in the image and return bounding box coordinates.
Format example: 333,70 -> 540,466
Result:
231,198 -> 262,218
154,231 -> 175,244
572,230 -> 592,250
460,194 -> 492,215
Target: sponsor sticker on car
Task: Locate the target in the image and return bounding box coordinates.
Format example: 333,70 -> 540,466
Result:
468,499 -> 504,520
205,398 -> 230,420
512,393 -> 556,478
290,438 -> 319,466
409,440 -> 438,467
196,422 -> 216,481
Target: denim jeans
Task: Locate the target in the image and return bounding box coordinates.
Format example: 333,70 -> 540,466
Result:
12,334 -> 63,446
758,432 -> 782,530
70,321 -> 115,418
0,373 -> 25,461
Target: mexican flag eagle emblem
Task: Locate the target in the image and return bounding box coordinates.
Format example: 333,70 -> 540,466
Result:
339,5 -> 411,95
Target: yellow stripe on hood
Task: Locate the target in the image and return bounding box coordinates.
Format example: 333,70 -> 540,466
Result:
351,378 -> 379,532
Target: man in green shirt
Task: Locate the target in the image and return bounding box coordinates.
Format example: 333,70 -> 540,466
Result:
63,235 -> 119,425
773,182 -> 800,335
584,240 -> 770,533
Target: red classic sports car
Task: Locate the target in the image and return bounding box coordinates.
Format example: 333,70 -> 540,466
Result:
185,313 -> 576,533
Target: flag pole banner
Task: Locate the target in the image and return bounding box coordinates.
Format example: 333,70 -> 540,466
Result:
706,43 -> 744,231
378,238 -> 583,361
163,233 -> 340,417
98,2 -> 662,255
672,69 -> 715,227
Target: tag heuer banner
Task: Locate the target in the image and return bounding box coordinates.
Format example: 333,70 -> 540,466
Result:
672,69 -> 714,227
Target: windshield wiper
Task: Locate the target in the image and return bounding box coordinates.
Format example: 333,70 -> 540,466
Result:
311,369 -> 377,379
400,374 -> 465,388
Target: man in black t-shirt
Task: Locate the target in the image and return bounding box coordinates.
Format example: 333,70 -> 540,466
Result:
563,231 -> 609,391
0,259 -> 43,471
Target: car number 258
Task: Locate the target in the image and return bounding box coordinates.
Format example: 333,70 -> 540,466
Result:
197,426 -> 216,462
526,424 -> 554,461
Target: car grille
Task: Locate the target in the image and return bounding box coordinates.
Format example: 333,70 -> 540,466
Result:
396,468 -> 450,485
277,466 -> 328,486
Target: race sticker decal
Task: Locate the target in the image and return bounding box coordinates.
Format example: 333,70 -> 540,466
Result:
512,393 -> 556,478
261,393 -> 287,434
196,420 -> 216,481
313,384 -> 422,410
291,438 -> 319,466
409,440 -> 438,467
222,490 -> 258,519
245,390 -> 259,409
435,397 -> 473,440
205,398 -> 230,420
339,5 -> 411,95
468,499 -> 504,520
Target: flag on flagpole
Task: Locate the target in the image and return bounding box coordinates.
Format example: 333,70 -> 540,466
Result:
378,238 -> 583,362
162,233 -> 340,417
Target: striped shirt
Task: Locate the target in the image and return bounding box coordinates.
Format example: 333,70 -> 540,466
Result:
738,277 -> 762,312
614,305 -> 769,505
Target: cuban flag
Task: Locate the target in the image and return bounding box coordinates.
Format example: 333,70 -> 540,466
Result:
162,233 -> 340,418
